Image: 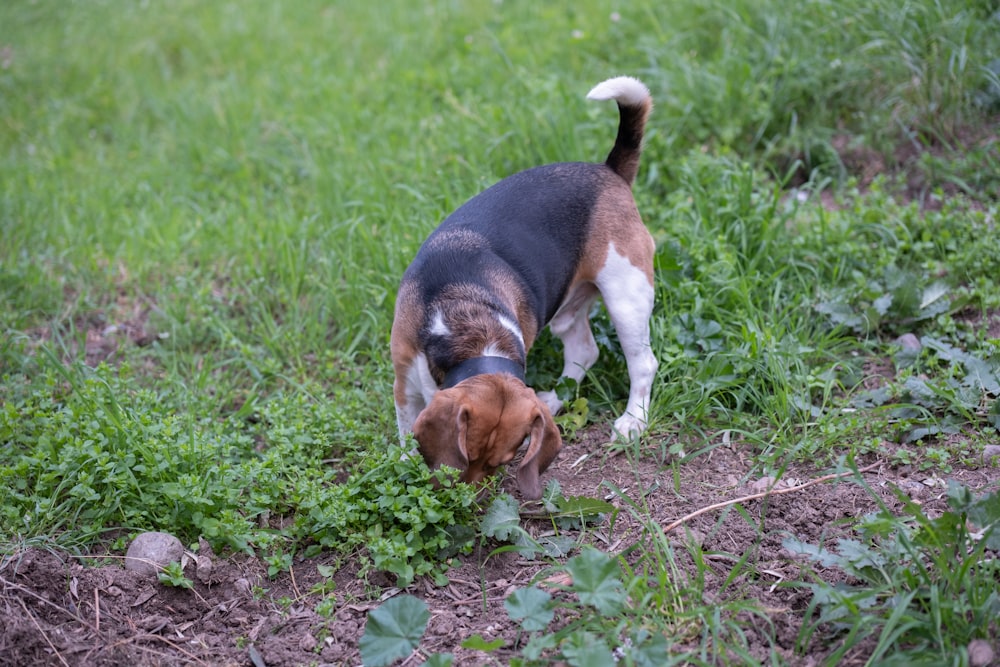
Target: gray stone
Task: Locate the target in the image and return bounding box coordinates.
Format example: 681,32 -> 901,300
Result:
125,531 -> 184,577
968,639 -> 994,667
982,445 -> 1000,462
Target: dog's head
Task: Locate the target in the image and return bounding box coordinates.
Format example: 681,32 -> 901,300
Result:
413,373 -> 561,499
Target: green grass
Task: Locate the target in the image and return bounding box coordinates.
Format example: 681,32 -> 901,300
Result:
2,0 -> 999,663
787,480 -> 1000,665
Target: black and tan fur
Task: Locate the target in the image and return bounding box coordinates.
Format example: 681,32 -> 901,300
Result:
391,76 -> 658,499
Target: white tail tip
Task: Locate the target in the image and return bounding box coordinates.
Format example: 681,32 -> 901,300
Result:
586,76 -> 650,106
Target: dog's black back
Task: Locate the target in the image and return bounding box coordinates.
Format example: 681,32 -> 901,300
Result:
404,162 -> 621,329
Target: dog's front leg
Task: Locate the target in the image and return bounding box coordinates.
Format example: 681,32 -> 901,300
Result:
536,289 -> 600,416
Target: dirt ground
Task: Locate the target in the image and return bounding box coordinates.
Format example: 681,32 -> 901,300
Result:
2,420 -> 999,666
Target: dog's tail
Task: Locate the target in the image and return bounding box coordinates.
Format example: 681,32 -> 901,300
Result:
586,76 -> 652,186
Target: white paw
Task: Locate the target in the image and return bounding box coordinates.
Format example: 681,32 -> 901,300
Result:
612,413 -> 647,440
535,390 -> 564,416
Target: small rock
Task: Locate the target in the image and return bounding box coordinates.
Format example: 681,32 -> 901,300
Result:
968,639 -> 994,667
895,333 -> 922,352
195,553 -> 213,584
899,480 -> 926,498
749,476 -> 778,493
234,577 -> 253,596
198,536 -> 215,557
982,445 -> 1000,462
125,532 -> 185,577
298,632 -> 318,652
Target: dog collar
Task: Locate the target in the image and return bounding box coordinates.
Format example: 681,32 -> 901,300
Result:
442,356 -> 526,388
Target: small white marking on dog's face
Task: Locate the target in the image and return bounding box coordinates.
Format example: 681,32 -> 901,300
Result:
429,310 -> 450,337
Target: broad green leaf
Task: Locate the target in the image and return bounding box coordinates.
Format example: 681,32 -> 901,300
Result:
541,479 -> 563,513
884,267 -> 921,314
850,386 -> 892,409
904,422 -> 960,444
989,399 -> 1000,431
922,335 -> 961,361
554,495 -> 616,518
835,538 -> 887,571
564,547 -> 625,615
782,536 -> 842,568
963,356 -> 1000,395
966,488 -> 1000,550
807,582 -> 880,621
537,535 -> 576,558
521,633 -> 558,661
628,629 -> 673,667
359,595 -> 429,667
946,480 -> 977,513
919,282 -> 949,311
554,376 -> 580,402
561,631 -> 615,667
417,654 -> 453,667
504,586 -> 554,632
481,494 -> 521,541
815,300 -> 863,331
461,635 -> 505,651
873,293 -> 893,316
902,376 -> 936,403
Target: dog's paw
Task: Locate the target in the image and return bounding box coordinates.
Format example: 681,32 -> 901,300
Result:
612,413 -> 647,440
535,390 -> 563,416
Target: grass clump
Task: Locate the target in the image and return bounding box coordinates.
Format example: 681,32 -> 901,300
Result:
635,0 -> 1000,182
788,483 -> 1000,664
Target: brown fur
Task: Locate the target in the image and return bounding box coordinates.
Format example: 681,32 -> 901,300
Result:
412,374 -> 561,499
390,281 -> 422,409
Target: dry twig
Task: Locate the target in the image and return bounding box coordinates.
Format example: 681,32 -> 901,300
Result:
100,633 -> 210,666
18,597 -> 71,667
662,462 -> 882,533
94,587 -> 101,633
1,575 -> 97,632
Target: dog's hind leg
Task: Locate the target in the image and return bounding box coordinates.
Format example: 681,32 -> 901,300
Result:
597,245 -> 658,439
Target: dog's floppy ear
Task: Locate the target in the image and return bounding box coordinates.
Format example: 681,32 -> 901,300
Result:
516,401 -> 562,500
413,393 -> 471,474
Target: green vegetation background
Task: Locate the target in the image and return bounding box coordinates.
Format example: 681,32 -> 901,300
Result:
2,0 -> 998,583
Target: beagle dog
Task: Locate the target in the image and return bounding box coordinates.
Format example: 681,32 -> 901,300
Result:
391,76 -> 658,499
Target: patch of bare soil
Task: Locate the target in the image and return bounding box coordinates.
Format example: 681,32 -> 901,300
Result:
799,120 -> 998,210
3,425 -> 999,667
25,293 -> 159,368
